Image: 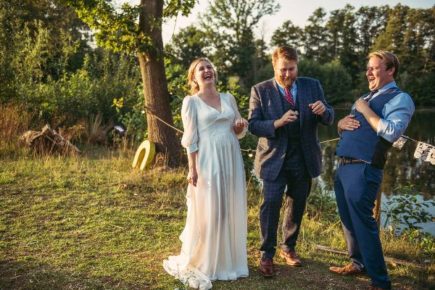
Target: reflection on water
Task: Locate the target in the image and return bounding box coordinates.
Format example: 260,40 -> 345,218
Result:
317,108 -> 435,235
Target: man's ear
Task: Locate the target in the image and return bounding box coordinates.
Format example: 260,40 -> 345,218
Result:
387,67 -> 395,77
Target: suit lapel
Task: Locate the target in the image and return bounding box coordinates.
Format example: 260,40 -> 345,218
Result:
271,79 -> 284,117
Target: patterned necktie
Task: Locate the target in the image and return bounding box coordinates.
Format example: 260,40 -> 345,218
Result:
364,90 -> 378,102
284,87 -> 295,106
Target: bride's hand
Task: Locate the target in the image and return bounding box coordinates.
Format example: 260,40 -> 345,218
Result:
233,118 -> 248,134
187,168 -> 198,187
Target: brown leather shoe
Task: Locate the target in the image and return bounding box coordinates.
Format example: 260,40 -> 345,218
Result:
279,250 -> 302,267
329,263 -> 364,275
368,286 -> 385,290
259,258 -> 275,277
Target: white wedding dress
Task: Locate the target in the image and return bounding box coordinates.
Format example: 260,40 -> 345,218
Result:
163,93 -> 248,289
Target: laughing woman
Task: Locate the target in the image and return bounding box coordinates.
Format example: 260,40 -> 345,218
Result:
163,58 -> 249,289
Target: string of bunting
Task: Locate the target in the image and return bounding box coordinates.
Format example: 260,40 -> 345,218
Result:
143,106 -> 434,164
395,135 -> 435,165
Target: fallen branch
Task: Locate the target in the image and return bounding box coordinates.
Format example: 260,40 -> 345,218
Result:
20,124 -> 80,155
315,244 -> 426,269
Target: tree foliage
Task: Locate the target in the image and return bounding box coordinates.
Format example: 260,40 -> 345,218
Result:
200,0 -> 279,90
272,4 -> 435,104
2,1 -> 434,155
62,0 -> 197,167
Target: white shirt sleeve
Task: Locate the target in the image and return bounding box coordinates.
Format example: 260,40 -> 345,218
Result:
181,96 -> 199,153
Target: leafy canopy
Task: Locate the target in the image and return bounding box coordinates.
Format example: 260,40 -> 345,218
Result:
63,0 -> 196,53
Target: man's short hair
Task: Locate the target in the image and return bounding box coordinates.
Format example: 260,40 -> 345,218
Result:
368,50 -> 400,78
272,46 -> 298,66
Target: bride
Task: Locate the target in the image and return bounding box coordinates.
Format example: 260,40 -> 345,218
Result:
163,57 -> 249,289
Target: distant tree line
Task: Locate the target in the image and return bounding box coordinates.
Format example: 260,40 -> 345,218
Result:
166,2 -> 434,106
0,1 -> 433,147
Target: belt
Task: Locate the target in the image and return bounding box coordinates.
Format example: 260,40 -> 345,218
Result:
338,157 -> 367,165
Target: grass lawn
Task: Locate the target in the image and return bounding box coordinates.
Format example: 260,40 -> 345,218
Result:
0,148 -> 433,289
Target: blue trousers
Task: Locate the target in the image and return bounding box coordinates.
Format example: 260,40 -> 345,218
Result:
260,167 -> 311,259
334,163 -> 391,290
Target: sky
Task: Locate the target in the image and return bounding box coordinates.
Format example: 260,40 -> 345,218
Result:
118,0 -> 434,44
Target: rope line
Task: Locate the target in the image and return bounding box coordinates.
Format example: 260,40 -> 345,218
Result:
320,138 -> 340,144
400,135 -> 418,143
142,107 -> 428,151
143,105 -> 184,134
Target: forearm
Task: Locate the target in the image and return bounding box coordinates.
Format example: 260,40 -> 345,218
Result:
355,99 -> 380,132
361,109 -> 381,132
187,151 -> 198,171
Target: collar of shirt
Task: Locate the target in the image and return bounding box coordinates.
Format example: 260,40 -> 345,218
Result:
276,80 -> 298,103
371,81 -> 398,100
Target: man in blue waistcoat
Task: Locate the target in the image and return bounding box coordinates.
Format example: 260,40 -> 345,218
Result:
330,51 -> 415,290
248,46 -> 334,277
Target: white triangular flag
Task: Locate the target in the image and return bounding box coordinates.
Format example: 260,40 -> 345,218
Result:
392,136 -> 407,149
425,146 -> 435,165
414,142 -> 430,159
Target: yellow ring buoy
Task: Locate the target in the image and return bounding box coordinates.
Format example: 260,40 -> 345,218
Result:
132,140 -> 155,170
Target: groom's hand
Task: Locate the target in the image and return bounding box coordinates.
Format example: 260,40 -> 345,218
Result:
309,101 -> 326,115
274,109 -> 298,128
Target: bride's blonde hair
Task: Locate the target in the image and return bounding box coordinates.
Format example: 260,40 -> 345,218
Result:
187,57 -> 218,95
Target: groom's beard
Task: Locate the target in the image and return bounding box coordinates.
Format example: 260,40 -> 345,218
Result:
277,75 -> 296,88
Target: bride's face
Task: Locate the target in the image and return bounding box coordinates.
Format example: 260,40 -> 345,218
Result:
193,61 -> 216,89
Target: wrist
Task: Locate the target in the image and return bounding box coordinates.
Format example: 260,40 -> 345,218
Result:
337,121 -> 343,132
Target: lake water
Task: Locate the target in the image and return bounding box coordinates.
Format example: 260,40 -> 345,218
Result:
316,108 -> 435,235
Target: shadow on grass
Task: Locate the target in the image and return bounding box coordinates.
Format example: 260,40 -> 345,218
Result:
212,250 -> 432,290
0,258 -> 150,290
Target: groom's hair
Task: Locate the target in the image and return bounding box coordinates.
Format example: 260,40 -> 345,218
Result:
272,46 -> 298,66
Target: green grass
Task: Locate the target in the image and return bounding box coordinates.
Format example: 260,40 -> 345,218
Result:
0,148 -> 433,289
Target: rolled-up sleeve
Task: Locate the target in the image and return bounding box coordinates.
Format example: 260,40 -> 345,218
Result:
181,96 -> 199,153
377,93 -> 415,143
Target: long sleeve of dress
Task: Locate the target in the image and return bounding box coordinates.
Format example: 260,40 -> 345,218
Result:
228,93 -> 247,139
181,96 -> 199,153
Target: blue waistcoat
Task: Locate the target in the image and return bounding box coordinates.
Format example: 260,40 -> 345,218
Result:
335,88 -> 402,169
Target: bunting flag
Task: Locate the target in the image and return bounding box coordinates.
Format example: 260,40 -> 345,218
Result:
392,136 -> 407,149
426,146 -> 435,165
413,141 -> 435,165
414,142 -> 429,159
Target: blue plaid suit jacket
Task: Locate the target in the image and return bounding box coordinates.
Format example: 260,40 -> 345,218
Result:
248,77 -> 334,181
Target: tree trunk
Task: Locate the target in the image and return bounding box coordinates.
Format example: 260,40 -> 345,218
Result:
138,0 -> 182,167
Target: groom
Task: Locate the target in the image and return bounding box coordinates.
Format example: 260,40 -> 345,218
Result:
248,46 -> 334,277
